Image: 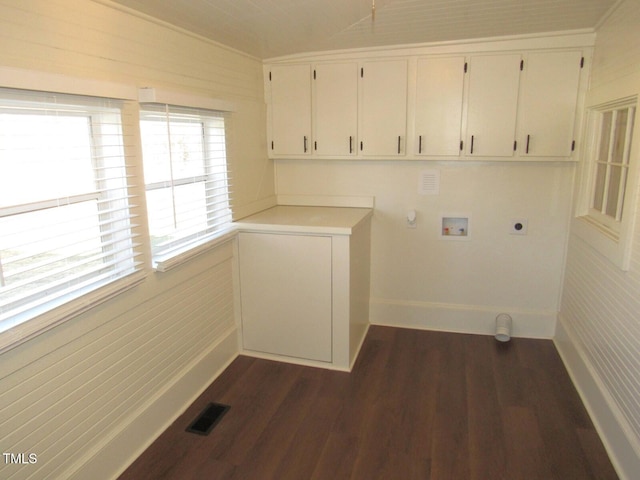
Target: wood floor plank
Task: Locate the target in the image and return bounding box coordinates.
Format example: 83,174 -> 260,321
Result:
466,335 -> 508,480
119,326 -> 618,480
429,332 -> 471,479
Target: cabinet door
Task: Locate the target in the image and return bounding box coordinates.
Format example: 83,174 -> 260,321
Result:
518,51 -> 582,157
239,232 -> 332,362
359,59 -> 408,156
415,56 -> 465,156
268,64 -> 312,156
313,62 -> 358,156
465,54 -> 521,157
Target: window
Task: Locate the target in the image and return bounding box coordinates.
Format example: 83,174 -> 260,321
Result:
588,102 -> 636,233
0,88 -> 142,340
574,95 -> 639,271
139,105 -> 232,270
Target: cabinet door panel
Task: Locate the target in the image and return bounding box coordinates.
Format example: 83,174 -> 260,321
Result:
239,232 -> 332,362
466,54 -> 521,157
269,64 -> 311,156
359,59 -> 408,156
314,62 -> 358,156
519,51 -> 582,157
415,56 -> 465,156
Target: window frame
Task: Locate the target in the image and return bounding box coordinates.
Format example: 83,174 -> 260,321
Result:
587,103 -> 635,232
138,104 -> 234,271
0,87 -> 145,352
574,95 -> 640,271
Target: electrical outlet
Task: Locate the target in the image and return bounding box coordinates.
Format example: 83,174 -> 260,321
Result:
510,218 -> 528,235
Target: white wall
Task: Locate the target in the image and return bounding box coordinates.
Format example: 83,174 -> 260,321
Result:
0,1 -> 272,478
555,1 -> 640,479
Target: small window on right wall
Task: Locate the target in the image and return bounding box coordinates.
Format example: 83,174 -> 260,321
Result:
589,102 -> 636,232
575,96 -> 639,270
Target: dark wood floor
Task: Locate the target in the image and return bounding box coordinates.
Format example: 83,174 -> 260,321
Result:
119,326 -> 618,479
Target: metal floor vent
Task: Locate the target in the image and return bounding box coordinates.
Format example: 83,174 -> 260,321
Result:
186,402 -> 230,436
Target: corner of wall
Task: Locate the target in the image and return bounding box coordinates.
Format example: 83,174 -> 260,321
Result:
554,314 -> 640,480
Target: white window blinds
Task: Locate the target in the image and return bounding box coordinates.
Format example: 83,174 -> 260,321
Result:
0,88 -> 143,342
139,105 -> 232,270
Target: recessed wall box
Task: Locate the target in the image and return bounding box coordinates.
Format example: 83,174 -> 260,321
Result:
441,216 -> 470,239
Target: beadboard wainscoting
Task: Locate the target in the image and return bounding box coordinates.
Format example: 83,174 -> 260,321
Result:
557,2 -> 640,479
0,1 -> 270,478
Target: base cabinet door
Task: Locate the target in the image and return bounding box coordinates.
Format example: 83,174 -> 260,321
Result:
239,232 -> 332,362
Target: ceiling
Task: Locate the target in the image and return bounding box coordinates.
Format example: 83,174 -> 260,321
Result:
110,0 -> 619,59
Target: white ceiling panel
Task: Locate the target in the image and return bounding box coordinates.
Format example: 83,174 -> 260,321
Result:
109,0 -> 619,59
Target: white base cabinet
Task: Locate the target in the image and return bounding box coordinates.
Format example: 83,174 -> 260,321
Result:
239,232 -> 333,362
236,206 -> 372,371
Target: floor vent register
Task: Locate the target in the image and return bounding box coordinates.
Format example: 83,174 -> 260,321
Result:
185,402 -> 230,436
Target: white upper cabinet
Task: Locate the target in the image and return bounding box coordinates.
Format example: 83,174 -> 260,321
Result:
414,56 -> 466,156
359,59 -> 408,156
263,38 -> 588,161
518,51 -> 583,157
313,62 -> 359,156
465,54 -> 522,157
268,64 -> 312,156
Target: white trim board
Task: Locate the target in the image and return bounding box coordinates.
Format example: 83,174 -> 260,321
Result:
370,298 -> 556,339
554,315 -> 640,480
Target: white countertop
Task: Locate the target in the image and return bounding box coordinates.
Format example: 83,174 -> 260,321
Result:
234,205 -> 373,235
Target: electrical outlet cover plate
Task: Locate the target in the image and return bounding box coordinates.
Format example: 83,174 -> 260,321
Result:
510,218 -> 528,235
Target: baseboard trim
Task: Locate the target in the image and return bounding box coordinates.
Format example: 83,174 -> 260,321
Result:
370,298 -> 556,338
67,326 -> 239,480
554,315 -> 640,480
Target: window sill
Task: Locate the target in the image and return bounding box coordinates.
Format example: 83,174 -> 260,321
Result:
572,215 -> 631,271
153,227 -> 237,273
0,270 -> 146,354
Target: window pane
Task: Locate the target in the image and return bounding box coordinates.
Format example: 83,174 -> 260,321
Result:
0,90 -> 140,335
597,112 -> 612,163
1,202 -> 102,307
612,109 -> 628,165
168,121 -> 205,179
0,114 -> 94,207
140,106 -> 231,265
174,182 -> 207,232
144,183 -> 207,248
606,165 -> 622,218
140,120 -> 171,185
593,162 -> 607,212
145,187 -> 175,249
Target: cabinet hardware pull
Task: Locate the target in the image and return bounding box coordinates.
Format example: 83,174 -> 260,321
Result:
349,136 -> 353,154
397,136 -> 401,154
419,135 -> 422,154
360,141 -> 363,151
526,134 -> 530,154
304,136 -> 307,153
314,141 -> 317,151
470,135 -> 475,154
